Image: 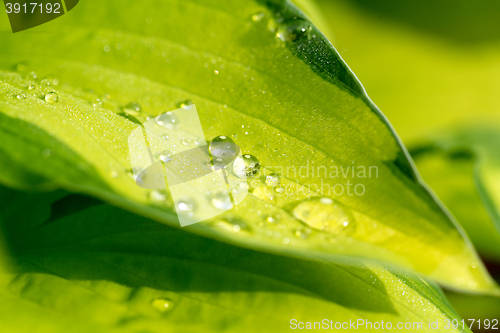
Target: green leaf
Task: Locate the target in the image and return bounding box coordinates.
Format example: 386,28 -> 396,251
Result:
410,127 -> 500,262
0,186 -> 471,333
0,0 -> 496,293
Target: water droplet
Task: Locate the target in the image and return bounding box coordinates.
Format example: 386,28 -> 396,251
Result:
123,102 -> 142,116
276,18 -> 311,42
274,186 -> 285,194
265,173 -> 280,187
210,193 -> 233,210
162,134 -> 170,141
28,83 -> 36,90
181,137 -> 192,146
177,100 -> 193,109
16,62 -> 27,72
104,45 -> 111,52
52,79 -> 59,86
177,199 -> 196,213
157,111 -> 179,130
41,148 -> 53,158
16,93 -> 27,100
193,137 -> 204,146
292,197 -> 355,235
92,99 -> 103,108
209,135 -> 238,159
159,150 -> 172,163
232,181 -> 249,193
110,170 -> 119,178
233,154 -> 260,178
214,70 -> 219,75
149,190 -> 166,202
151,298 -> 173,313
266,215 -> 278,223
282,237 -> 290,244
44,92 -> 59,104
233,224 -> 241,232
252,12 -> 265,22
40,79 -> 51,86
28,71 -> 37,80
294,228 -> 308,239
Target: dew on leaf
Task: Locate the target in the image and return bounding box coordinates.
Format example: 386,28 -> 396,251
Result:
16,93 -> 27,100
151,298 -> 173,313
193,137 -> 204,146
123,102 -> 142,116
265,173 -> 280,187
233,154 -> 260,178
276,18 -> 311,42
157,111 -> 179,130
181,137 -> 192,146
292,197 -> 355,235
149,190 -> 166,202
92,99 -> 103,108
44,92 -> 59,104
209,135 -> 238,159
252,12 -> 265,22
210,192 -> 233,210
159,150 -> 172,163
28,83 -> 36,90
177,100 -> 193,109
177,199 -> 196,213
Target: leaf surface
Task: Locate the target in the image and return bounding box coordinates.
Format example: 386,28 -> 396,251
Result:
0,0 -> 495,293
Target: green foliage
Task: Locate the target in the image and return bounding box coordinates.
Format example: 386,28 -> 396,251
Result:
0,0 -> 495,294
0,186 -> 471,333
411,127 -> 500,262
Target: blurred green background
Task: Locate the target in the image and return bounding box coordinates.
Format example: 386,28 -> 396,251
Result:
297,0 -> 500,330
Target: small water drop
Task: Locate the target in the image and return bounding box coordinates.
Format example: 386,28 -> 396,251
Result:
233,154 -> 260,178
157,111 -> 179,130
177,99 -> 193,109
232,181 -> 249,193
110,170 -> 119,178
214,70 -> 219,75
28,71 -> 37,80
193,137 -> 204,146
151,298 -> 173,313
159,150 -> 172,163
123,102 -> 142,116
181,137 -> 192,146
16,62 -> 27,72
162,134 -> 170,141
16,93 -> 27,100
282,237 -> 290,245
40,79 -> 51,86
209,135 -> 238,159
252,12 -> 265,22
210,193 -> 233,210
265,173 -> 280,187
28,83 -> 36,90
292,197 -> 355,235
92,99 -> 103,108
177,199 -> 196,213
41,148 -> 53,158
149,190 -> 166,202
276,18 -> 311,42
274,186 -> 285,194
44,92 -> 59,104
